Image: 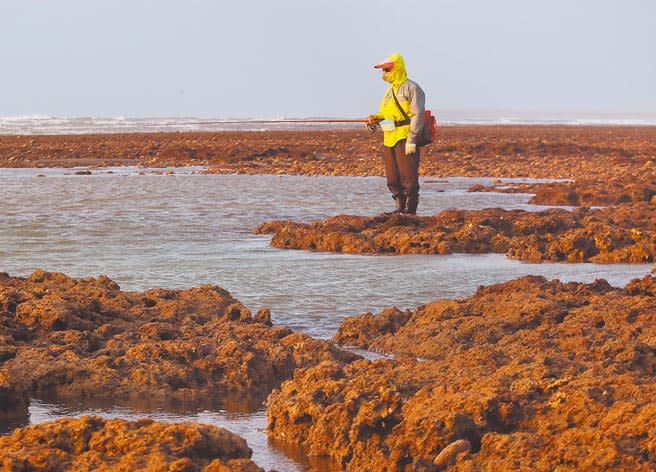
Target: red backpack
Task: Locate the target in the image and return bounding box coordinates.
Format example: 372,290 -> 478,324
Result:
391,89 -> 438,147
418,110 -> 437,147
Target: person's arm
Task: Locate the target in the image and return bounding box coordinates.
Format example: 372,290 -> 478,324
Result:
366,113 -> 383,122
406,82 -> 426,147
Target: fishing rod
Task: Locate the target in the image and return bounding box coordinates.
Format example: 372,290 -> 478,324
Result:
142,118 -> 378,132
192,119 -> 367,125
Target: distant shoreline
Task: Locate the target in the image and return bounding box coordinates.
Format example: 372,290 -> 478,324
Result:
2,117 -> 656,136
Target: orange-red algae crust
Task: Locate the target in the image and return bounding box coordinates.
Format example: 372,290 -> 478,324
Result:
1,126 -> 655,181
255,203 -> 655,263
0,270 -> 359,420
268,275 -> 656,471
0,416 -> 263,471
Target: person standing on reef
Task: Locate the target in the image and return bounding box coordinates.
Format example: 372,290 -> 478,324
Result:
366,53 -> 425,215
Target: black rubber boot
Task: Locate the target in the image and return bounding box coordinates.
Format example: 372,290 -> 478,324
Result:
395,195 -> 406,213
383,196 -> 406,216
404,195 -> 419,215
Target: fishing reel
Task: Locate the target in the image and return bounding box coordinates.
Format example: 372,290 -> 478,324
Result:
366,115 -> 382,133
366,122 -> 379,133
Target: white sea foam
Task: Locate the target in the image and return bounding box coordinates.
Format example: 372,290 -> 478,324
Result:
1,113 -> 655,135
0,114 -> 53,122
443,117 -> 656,126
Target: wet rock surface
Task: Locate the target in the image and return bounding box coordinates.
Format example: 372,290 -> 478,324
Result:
255,203 -> 656,263
469,176 -> 656,206
461,128 -> 655,208
1,126 -> 655,180
0,416 -> 263,471
268,275 -> 656,471
0,383 -> 28,422
0,270 -> 358,421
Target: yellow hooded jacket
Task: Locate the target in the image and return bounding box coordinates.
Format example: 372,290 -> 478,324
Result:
372,53 -> 426,148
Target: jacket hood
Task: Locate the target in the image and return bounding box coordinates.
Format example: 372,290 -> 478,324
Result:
375,53 -> 408,86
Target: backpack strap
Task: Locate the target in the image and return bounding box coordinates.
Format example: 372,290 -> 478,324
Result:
391,88 -> 411,127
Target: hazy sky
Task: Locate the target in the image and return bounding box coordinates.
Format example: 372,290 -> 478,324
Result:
1,0 -> 654,118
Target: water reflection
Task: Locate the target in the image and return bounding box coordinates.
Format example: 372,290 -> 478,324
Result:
18,395 -> 336,472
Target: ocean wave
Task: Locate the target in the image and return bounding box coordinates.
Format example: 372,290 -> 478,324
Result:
1,115 -> 655,135
442,118 -> 656,126
0,114 -> 53,122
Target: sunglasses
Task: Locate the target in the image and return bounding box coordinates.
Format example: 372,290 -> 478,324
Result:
382,68 -> 393,73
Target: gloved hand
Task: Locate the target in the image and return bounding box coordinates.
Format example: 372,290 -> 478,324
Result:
405,142 -> 417,155
366,115 -> 381,133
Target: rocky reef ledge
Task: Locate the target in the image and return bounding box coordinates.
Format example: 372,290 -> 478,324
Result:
268,275 -> 656,471
2,127 -> 654,182
468,176 -> 656,207
0,416 -> 263,471
0,270 -> 358,422
255,202 -> 655,263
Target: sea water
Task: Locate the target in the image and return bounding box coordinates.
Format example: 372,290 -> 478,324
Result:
2,113 -> 656,135
0,169 -> 651,471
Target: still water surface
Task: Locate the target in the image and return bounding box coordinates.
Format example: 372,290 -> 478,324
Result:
0,168 -> 651,470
